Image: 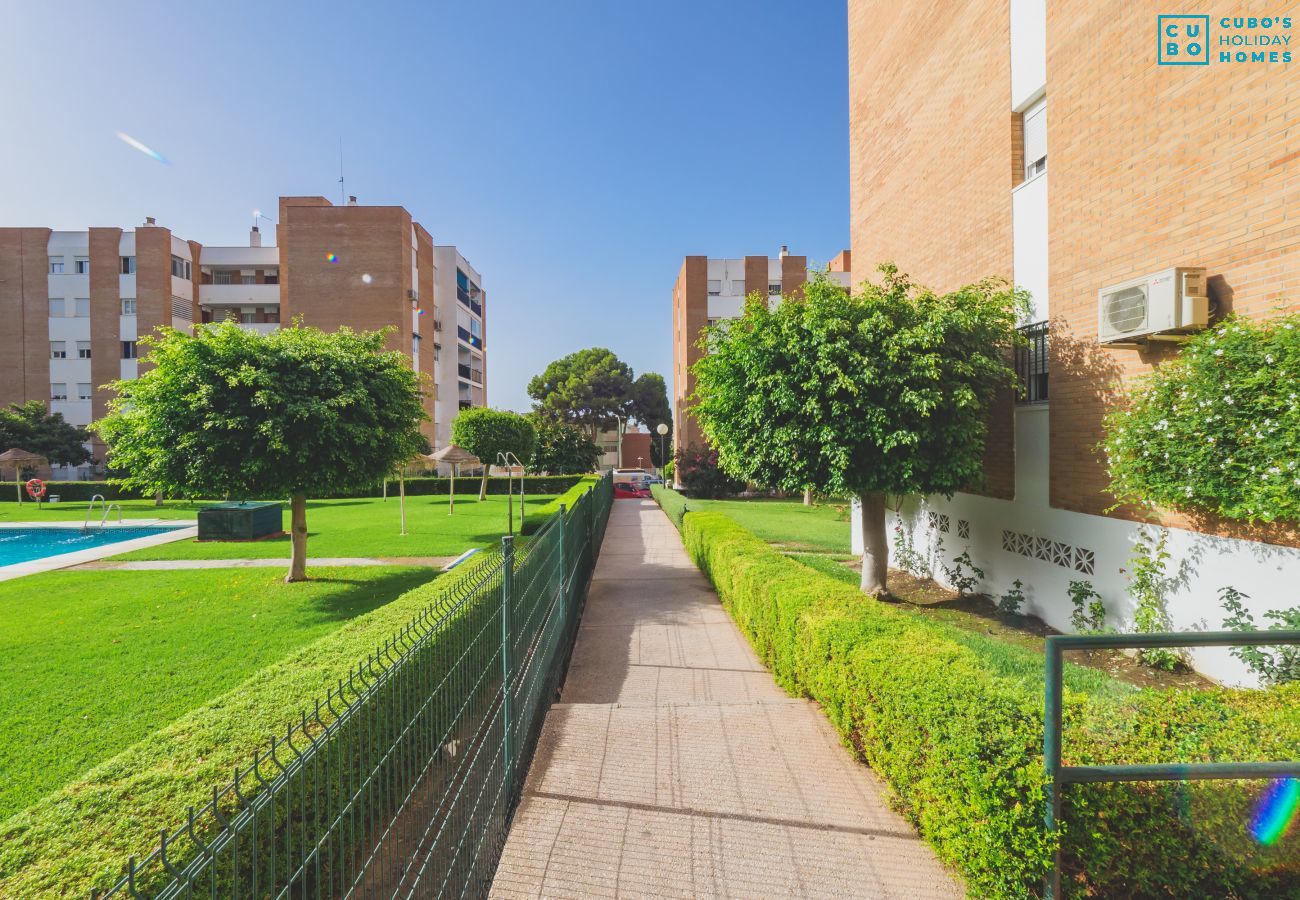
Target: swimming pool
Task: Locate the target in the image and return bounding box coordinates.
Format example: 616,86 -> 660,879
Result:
0,526 -> 186,567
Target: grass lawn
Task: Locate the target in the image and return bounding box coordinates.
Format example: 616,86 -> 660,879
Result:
0,565 -> 432,818
682,496 -> 852,553
0,494 -> 558,560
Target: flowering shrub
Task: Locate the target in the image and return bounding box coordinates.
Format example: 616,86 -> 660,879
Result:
1102,313 -> 1300,523
675,444 -> 744,498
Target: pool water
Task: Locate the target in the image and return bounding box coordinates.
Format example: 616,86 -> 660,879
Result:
0,527 -> 183,567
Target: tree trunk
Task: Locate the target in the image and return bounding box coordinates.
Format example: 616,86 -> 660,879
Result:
478,468 -> 488,501
803,487 -> 813,506
286,493 -> 308,583
858,491 -> 888,597
154,490 -> 164,507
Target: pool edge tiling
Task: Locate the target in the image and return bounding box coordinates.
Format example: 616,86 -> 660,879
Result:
0,522 -> 198,582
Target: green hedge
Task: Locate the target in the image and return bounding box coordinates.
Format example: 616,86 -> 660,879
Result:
670,505 -> 1300,898
522,475 -> 601,534
650,484 -> 687,529
0,475 -> 586,504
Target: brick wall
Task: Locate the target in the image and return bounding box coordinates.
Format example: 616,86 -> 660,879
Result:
88,228 -> 124,442
1047,0 -> 1300,543
0,228 -> 51,409
672,256 -> 708,453
847,0 -> 1015,500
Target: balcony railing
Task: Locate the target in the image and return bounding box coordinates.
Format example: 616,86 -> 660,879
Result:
1015,320 -> 1049,404
458,363 -> 472,380
457,325 -> 483,350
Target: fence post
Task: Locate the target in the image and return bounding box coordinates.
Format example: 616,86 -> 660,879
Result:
1043,637 -> 1063,900
558,504 -> 569,613
501,534 -> 515,796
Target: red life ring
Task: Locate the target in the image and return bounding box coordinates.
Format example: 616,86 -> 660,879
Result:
25,478 -> 46,500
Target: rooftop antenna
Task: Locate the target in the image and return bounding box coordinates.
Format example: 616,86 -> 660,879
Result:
338,138 -> 345,206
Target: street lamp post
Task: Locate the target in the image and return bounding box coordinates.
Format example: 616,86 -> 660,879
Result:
655,422 -> 669,474
613,414 -> 626,471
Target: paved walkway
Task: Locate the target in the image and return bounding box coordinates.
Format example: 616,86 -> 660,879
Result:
490,500 -> 961,899
73,556 -> 455,570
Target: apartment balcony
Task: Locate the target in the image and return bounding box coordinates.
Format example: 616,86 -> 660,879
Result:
1015,321 -> 1049,404
200,283 -> 280,306
457,326 -> 484,350
199,321 -> 279,335
456,288 -> 483,317
457,363 -> 484,383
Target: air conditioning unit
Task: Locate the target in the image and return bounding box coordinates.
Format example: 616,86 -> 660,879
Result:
1097,267 -> 1209,344
406,289 -> 419,302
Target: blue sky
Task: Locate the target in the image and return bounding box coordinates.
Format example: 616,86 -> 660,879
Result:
2,1 -> 850,413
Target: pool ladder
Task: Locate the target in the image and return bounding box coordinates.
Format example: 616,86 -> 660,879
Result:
83,495 -> 123,531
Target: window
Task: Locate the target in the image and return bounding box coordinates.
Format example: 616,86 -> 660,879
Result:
49,257 -> 65,274
51,383 -> 68,401
77,383 -> 92,401
74,298 -> 90,317
50,341 -> 66,359
171,255 -> 191,279
76,341 -> 91,359
731,280 -> 745,295
74,257 -> 90,274
241,274 -> 255,285
120,256 -> 136,274
264,272 -> 279,285
470,318 -> 481,337
240,311 -> 255,324
122,298 -> 136,315
1022,96 -> 1046,180
213,271 -> 233,285
707,279 -> 721,296
768,282 -> 782,296
49,298 -> 65,317
121,341 -> 138,360
265,308 -> 280,323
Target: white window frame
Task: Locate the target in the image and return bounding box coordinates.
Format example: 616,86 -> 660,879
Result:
120,256 -> 136,275
76,383 -> 92,401
122,298 -> 136,315
122,340 -> 138,360
707,279 -> 722,296
76,341 -> 92,359
48,257 -> 65,274
1022,95 -> 1047,181
51,383 -> 68,401
74,257 -> 90,274
50,341 -> 66,359
49,297 -> 65,317
768,282 -> 782,296
74,298 -> 90,318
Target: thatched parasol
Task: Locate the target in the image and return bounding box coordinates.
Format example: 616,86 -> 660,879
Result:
428,445 -> 481,515
0,448 -> 47,504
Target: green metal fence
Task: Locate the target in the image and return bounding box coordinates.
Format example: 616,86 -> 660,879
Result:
1044,629 -> 1300,899
94,473 -> 613,899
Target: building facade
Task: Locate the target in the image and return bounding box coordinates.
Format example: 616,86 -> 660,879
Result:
671,247 -> 850,456
847,0 -> 1300,683
0,196 -> 488,476
432,246 -> 487,455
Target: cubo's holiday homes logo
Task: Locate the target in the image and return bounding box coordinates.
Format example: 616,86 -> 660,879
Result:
1158,14 -> 1210,64
1159,14 -> 1293,65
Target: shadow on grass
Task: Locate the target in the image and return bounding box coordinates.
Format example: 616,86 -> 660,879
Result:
298,568 -> 439,623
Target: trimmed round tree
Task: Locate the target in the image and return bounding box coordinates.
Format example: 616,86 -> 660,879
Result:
526,348 -> 634,439
529,418 -> 600,475
450,407 -> 536,499
690,267 -> 1022,595
95,322 -> 428,582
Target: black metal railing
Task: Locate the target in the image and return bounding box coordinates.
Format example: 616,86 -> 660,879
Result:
94,476 -> 613,899
458,363 -> 472,380
457,326 -> 483,350
1016,320 -> 1049,404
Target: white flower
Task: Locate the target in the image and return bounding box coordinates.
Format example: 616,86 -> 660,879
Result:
1215,349 -> 1224,356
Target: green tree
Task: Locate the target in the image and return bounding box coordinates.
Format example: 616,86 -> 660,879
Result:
528,417 -> 600,475
690,268 -> 1022,595
451,407 -> 536,499
631,372 -> 673,467
527,348 -> 635,439
95,322 -> 427,582
0,401 -> 92,469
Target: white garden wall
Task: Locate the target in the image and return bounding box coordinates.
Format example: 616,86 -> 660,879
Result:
851,405 -> 1300,686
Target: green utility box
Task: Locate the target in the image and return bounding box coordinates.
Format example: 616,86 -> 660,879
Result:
197,501 -> 284,541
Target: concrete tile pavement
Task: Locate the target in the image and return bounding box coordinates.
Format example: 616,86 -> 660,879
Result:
491,500 -> 962,899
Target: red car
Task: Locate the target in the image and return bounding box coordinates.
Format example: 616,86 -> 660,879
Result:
614,481 -> 652,499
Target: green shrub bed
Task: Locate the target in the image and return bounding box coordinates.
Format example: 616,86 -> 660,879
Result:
0,475 -> 586,503
671,506 -> 1300,898
650,483 -> 687,529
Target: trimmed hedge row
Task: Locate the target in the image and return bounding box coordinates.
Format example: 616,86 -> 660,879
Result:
0,475 -> 587,504
650,484 -> 687,529
668,504 -> 1300,898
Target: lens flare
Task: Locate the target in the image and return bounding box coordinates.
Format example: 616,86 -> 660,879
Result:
326,253 -> 338,264
417,307 -> 424,315
114,131 -> 171,165
361,273 -> 373,284
1252,778 -> 1299,846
